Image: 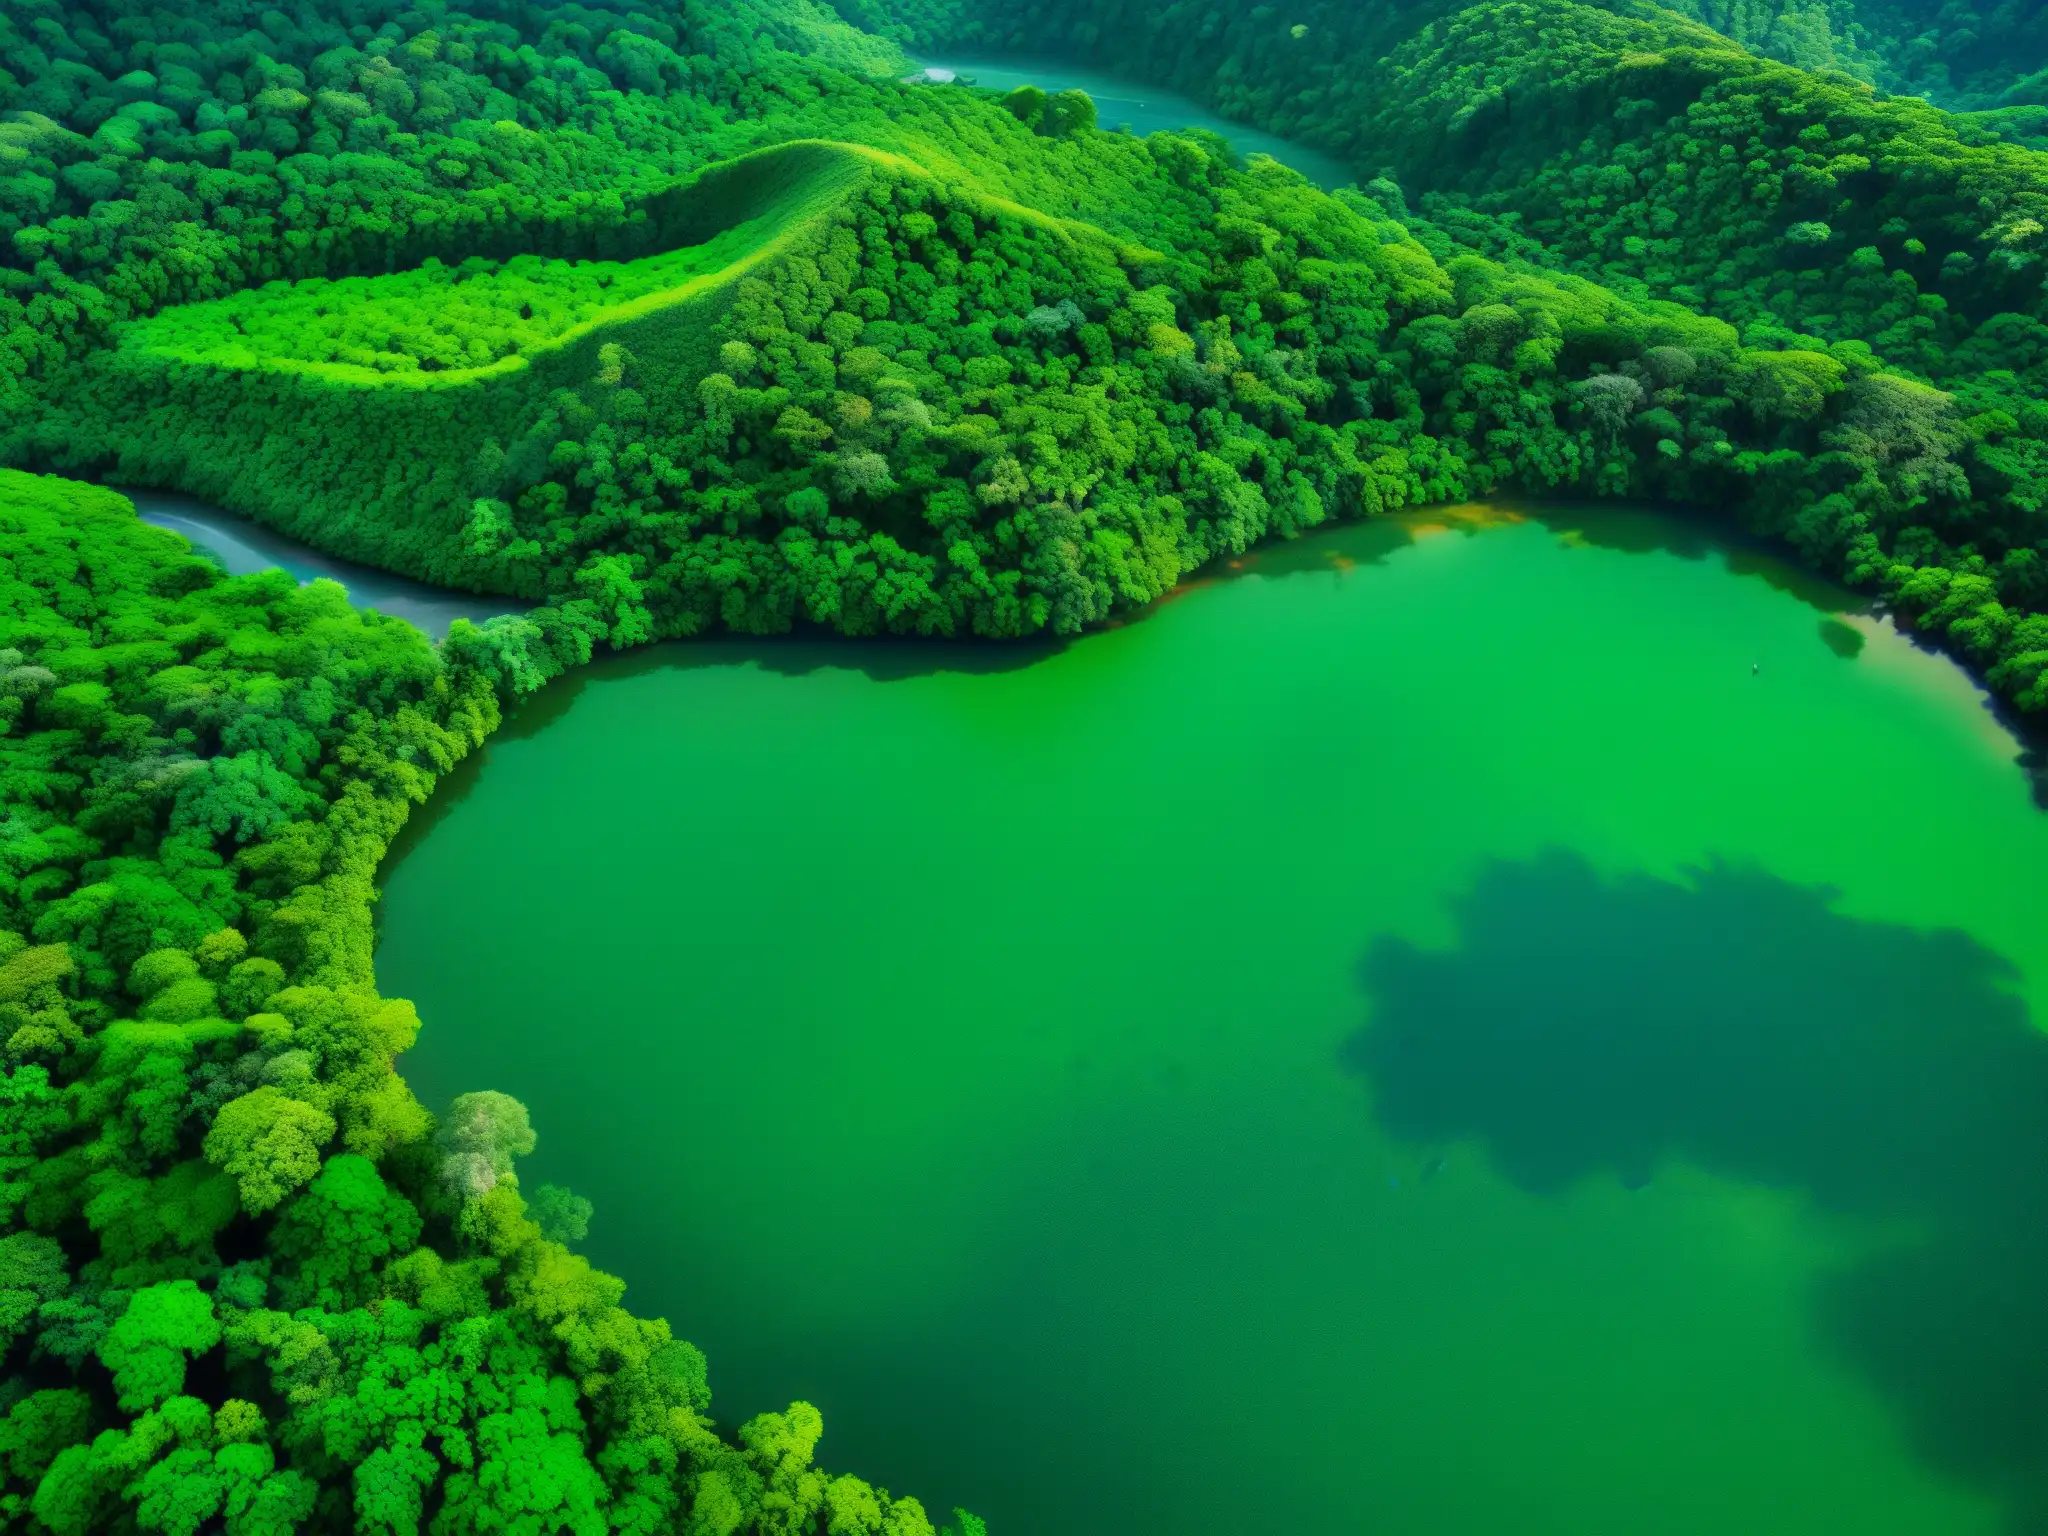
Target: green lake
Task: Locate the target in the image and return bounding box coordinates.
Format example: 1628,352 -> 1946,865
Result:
378,505 -> 2048,1535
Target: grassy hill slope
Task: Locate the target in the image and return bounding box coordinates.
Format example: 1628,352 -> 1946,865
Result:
36,140 -> 884,585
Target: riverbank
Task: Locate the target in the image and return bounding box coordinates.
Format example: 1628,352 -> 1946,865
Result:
127,486 -> 521,638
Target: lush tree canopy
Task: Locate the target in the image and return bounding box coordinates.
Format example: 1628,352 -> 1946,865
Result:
9,0 -> 2048,1527
827,0 -> 2048,707
0,472 -> 972,1533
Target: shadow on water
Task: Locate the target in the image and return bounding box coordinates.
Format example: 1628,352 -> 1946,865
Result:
1224,499 -> 1862,617
1520,500 -> 1867,615
374,631 -> 1062,892
1345,851 -> 2048,1526
1513,500 -> 2048,801
1819,615 -> 1868,658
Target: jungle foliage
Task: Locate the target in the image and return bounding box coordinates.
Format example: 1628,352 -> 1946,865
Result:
838,0 -> 2048,107
834,0 -> 2048,706
9,0 -> 2048,1529
0,472 -> 972,1535
33,118 -> 2039,700
1652,0 -> 2048,108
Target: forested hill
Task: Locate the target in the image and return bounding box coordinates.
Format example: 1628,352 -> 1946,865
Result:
840,0 -> 2048,306
6,0 -> 2048,1531
834,0 -> 2048,360
0,0 -> 903,412
841,0 -> 2048,108
835,0 -> 2048,702
1654,0 -> 2048,109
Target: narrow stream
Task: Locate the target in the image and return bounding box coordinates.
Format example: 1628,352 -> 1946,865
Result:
128,486 -> 518,637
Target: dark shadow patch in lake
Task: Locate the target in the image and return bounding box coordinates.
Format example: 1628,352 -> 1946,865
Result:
1204,511 -> 1432,582
1345,851 -> 2048,1525
1218,500 -> 1865,618
1819,615 -> 1868,657
1522,502 -> 1862,615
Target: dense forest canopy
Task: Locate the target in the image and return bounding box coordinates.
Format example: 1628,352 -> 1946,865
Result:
1655,0 -> 2048,107
842,0 -> 2048,107
6,0 -> 2048,1529
827,0 -> 2048,702
0,472 -> 983,1533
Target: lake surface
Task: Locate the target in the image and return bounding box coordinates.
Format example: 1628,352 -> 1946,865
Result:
380,503 -> 2048,1536
128,487 -> 517,637
910,54 -> 1357,189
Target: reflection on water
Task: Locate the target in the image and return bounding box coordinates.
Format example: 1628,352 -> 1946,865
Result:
1351,851 -> 2048,1524
375,630 -> 1063,888
126,487 -> 520,638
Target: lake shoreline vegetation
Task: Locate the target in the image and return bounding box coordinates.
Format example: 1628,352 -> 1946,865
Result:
2,0 -> 2047,1529
0,472 -> 981,1536
6,2 -> 2048,710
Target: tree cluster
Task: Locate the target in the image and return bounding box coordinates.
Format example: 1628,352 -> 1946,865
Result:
28,113 -> 2046,708
129,244 -> 748,376
0,0 -> 907,432
12,0 -> 2048,1525
824,0 -> 2048,706
0,472 -> 979,1535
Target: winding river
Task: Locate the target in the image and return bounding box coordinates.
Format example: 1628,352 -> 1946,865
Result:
129,61 -> 2048,1536
129,487 -> 516,638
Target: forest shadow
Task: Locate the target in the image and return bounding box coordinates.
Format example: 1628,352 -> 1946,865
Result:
1345,851 -> 2048,1526
374,631 -> 1064,889
521,629 -> 1067,721
1203,502 -> 1524,588
1220,498 -> 1859,618
1520,500 -> 1861,615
